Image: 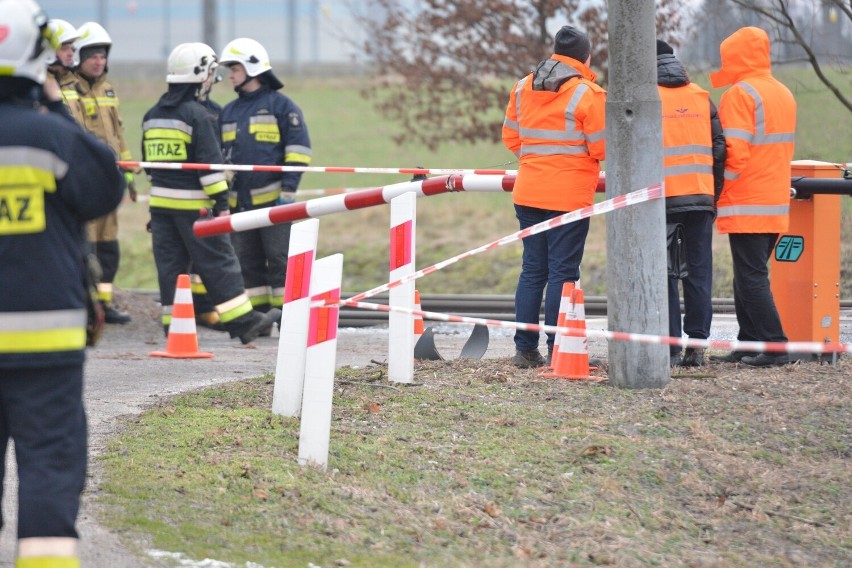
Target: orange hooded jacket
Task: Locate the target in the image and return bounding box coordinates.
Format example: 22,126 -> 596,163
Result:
502,54 -> 606,212
710,27 -> 796,234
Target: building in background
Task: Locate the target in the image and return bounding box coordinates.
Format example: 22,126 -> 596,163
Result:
38,0 -> 404,72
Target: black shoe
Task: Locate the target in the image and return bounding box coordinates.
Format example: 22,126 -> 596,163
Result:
512,349 -> 545,368
741,353 -> 790,367
239,308 -> 281,345
546,347 -> 554,366
102,304 -> 131,324
709,351 -> 748,363
681,347 -> 705,367
670,353 -> 682,367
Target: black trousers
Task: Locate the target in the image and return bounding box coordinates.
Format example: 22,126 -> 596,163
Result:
667,211 -> 714,355
232,222 -> 292,311
729,233 -> 787,345
151,212 -> 258,337
0,364 -> 87,539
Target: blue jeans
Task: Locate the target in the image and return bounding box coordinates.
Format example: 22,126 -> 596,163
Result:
514,204 -> 590,352
667,210 -> 714,355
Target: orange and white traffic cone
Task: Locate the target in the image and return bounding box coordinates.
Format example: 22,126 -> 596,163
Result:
543,288 -> 603,381
413,289 -> 425,345
542,281 -> 575,373
151,274 -> 213,359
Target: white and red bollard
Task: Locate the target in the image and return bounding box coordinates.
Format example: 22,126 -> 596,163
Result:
388,192 -> 417,383
297,254 -> 343,470
273,218 -> 319,417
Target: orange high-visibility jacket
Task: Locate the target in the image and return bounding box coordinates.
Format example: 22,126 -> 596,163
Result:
710,27 -> 796,234
502,54 -> 606,212
659,83 -> 715,199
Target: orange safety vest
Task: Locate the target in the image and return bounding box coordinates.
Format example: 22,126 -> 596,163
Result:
502,54 -> 606,212
659,84 -> 714,199
710,27 -> 796,234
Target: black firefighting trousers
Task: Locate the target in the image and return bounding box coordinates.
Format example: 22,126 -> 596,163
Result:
150,212 -> 258,337
0,364 -> 87,539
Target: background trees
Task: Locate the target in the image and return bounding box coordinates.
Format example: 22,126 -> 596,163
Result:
355,0 -> 685,149
356,0 -> 851,150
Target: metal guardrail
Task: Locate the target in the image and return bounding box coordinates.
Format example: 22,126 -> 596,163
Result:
128,289 -> 851,328
337,293 -> 852,328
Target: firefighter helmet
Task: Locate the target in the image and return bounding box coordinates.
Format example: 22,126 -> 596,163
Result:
167,42 -> 218,84
75,21 -> 112,57
219,38 -> 272,77
47,19 -> 79,66
219,37 -> 282,89
0,0 -> 56,85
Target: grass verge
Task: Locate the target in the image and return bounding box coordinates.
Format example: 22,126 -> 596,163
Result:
99,358 -> 850,567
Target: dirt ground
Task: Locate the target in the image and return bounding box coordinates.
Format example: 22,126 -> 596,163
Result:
1,290 -> 849,567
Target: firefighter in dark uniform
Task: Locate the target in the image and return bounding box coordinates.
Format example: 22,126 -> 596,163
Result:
219,38 -> 312,314
190,66 -> 225,331
0,1 -> 125,566
142,42 -> 280,344
61,21 -> 137,324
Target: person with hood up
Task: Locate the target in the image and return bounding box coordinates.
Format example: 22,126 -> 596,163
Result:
502,25 -> 606,368
706,27 -> 796,367
656,39 -> 726,367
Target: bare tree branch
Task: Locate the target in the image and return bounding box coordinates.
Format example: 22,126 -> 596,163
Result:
355,0 -> 685,150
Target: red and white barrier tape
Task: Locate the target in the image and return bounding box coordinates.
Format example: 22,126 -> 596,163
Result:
346,184 -> 663,304
331,300 -> 852,356
118,160 -> 518,176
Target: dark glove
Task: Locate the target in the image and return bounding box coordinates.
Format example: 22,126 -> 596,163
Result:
127,180 -> 138,202
213,194 -> 230,216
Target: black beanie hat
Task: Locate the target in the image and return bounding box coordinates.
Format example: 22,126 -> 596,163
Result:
554,26 -> 591,62
656,39 -> 674,56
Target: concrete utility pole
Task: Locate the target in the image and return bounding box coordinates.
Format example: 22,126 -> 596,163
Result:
203,0 -> 218,53
605,0 -> 670,388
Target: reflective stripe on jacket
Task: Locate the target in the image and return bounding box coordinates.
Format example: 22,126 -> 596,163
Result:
220,86 -> 312,211
142,93 -> 229,213
62,71 -> 132,161
659,83 -> 714,200
710,27 -> 796,234
502,54 -> 606,212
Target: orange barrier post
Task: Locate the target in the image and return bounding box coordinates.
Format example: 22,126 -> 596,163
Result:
771,160 -> 842,358
151,274 -> 214,359
413,289 -> 425,344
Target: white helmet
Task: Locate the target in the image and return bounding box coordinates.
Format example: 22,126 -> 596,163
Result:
219,38 -> 272,77
47,19 -> 79,66
167,42 -> 218,84
0,0 -> 56,85
219,37 -> 282,90
75,21 -> 112,58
